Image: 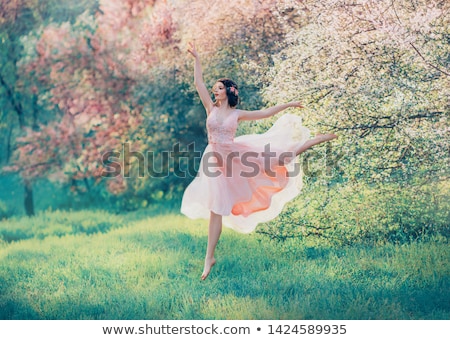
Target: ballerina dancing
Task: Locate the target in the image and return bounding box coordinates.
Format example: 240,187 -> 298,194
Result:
181,43 -> 337,280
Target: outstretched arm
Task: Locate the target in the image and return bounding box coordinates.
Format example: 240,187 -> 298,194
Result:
187,42 -> 214,114
237,101 -> 304,121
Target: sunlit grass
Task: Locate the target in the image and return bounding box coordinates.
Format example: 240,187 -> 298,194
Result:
0,211 -> 448,320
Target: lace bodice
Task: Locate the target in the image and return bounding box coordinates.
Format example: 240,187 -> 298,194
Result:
206,107 -> 238,144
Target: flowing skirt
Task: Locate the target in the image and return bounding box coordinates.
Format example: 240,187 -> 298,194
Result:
181,114 -> 310,233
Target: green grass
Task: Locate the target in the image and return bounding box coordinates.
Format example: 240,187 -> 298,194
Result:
0,210 -> 449,320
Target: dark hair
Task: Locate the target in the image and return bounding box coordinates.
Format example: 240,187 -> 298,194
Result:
216,78 -> 239,108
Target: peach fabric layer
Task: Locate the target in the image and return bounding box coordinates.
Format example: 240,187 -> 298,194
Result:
181,107 -> 310,233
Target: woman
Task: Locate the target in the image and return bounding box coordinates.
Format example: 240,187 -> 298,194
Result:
181,42 -> 337,280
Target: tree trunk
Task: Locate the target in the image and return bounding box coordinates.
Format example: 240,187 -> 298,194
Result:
6,124 -> 13,163
24,179 -> 34,216
1,72 -> 35,215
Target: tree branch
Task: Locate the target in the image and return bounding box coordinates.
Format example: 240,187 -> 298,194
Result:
0,72 -> 25,128
410,42 -> 450,77
406,111 -> 444,120
322,111 -> 445,134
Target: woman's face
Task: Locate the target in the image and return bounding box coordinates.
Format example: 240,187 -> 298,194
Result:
212,82 -> 227,102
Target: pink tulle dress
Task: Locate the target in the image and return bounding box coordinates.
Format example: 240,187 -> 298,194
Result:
181,107 -> 310,233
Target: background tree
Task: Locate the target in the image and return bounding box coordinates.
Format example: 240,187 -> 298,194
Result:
0,0 -> 99,215
257,0 -> 449,184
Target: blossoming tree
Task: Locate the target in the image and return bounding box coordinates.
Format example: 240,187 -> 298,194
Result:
260,0 -> 449,183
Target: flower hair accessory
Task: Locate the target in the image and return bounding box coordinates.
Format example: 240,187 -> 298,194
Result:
229,86 -> 239,96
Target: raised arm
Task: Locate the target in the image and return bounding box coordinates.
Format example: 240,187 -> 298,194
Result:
187,42 -> 214,114
237,101 -> 304,121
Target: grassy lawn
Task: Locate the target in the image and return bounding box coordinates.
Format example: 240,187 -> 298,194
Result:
0,210 -> 448,320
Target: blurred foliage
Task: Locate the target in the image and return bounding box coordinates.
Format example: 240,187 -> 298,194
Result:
0,200 -> 14,220
0,209 -> 124,243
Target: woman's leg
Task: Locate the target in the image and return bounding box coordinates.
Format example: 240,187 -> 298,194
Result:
295,133 -> 338,156
201,211 -> 223,280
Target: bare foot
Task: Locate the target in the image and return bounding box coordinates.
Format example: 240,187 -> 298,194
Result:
201,257 -> 216,280
296,133 -> 338,156
315,133 -> 338,143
